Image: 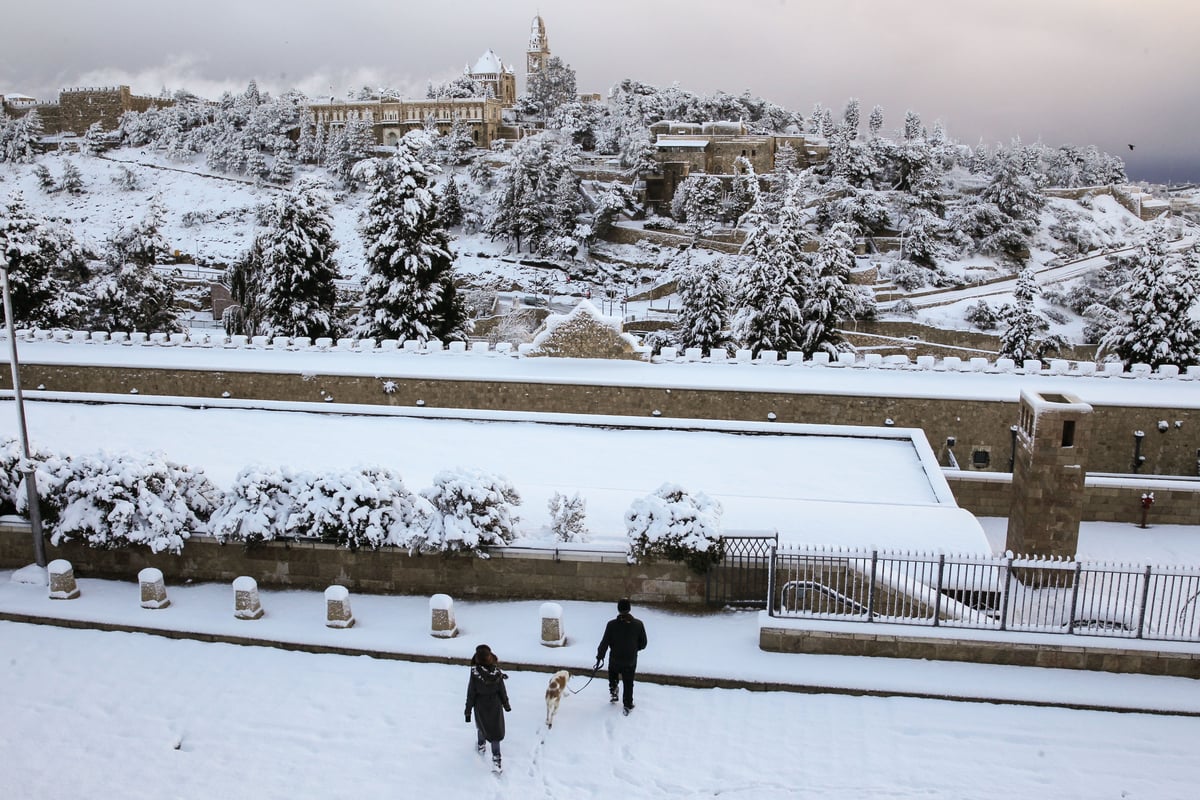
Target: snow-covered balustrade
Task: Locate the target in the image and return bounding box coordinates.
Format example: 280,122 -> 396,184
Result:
336,337 -> 355,351
149,332 -> 168,345
110,331 -> 129,343
48,559 -> 80,600
138,567 -> 170,609
130,332 -> 148,345
1049,359 -> 1070,375
272,336 -> 290,349
837,352 -> 855,367
229,334 -> 248,348
471,341 -> 489,355
969,357 -> 989,372
1129,363 -> 1152,378
1187,366 -> 1200,380
380,339 -> 400,352
540,602 -> 566,647
916,355 -> 935,370
70,331 -> 88,344
403,340 -> 421,353
325,585 -> 355,629
785,350 -> 804,364
89,332 -> 108,344
1158,365 -> 1180,379
811,352 -> 831,366
758,350 -> 778,364
1075,362 -> 1097,376
659,346 -> 678,361
429,593 -> 457,638
314,337 -> 333,350
53,331 -> 70,343
1022,359 -> 1042,374
448,341 -> 467,355
169,333 -> 187,346
233,576 -> 264,620
735,348 -> 753,363
684,347 -> 702,362
863,353 -> 882,369
942,356 -> 962,371
425,339 -> 443,353
294,336 -> 312,349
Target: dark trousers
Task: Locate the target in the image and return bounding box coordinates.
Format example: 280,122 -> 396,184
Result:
608,660 -> 637,708
475,719 -> 500,757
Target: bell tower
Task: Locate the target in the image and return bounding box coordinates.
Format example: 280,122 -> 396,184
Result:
526,14 -> 550,83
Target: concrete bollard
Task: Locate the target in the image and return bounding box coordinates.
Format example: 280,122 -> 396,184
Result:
138,567 -> 170,609
429,593 -> 458,638
325,585 -> 355,628
540,602 -> 566,647
48,559 -> 80,600
233,576 -> 264,620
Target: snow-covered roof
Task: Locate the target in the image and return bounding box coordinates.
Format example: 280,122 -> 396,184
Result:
471,49 -> 504,75
656,136 -> 709,148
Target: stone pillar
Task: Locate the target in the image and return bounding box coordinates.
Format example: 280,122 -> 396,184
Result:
1005,390 -> 1092,559
233,576 -> 264,620
429,593 -> 457,638
47,559 -> 80,600
540,602 -> 565,647
138,567 -> 170,609
325,585 -> 355,628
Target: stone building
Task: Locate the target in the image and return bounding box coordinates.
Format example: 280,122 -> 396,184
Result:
467,49 -> 516,107
643,120 -> 829,213
527,14 -> 551,82
3,86 -> 172,136
310,96 -> 507,149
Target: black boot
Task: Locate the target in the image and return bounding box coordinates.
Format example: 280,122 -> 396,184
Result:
609,686 -> 619,703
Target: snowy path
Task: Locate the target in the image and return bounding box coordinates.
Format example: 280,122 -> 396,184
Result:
2,619 -> 1197,799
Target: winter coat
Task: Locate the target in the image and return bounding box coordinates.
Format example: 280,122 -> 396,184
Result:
596,613 -> 648,666
465,663 -> 510,742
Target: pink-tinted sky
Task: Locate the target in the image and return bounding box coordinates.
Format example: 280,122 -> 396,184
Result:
3,0 -> 1197,181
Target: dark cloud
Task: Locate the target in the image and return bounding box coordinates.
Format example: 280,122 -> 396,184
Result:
4,0 -> 1196,180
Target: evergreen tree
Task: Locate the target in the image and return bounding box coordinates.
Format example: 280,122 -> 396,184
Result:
81,122 -> 106,157
526,56 -> 578,118
676,257 -> 731,354
108,199 -> 169,267
442,118 -> 477,166
802,222 -> 874,356
732,204 -> 804,355
223,240 -> 267,337
34,163 -> 56,193
437,177 -> 465,229
868,105 -> 884,138
296,112 -> 317,164
85,262 -> 181,333
998,267 -> 1064,362
0,192 -> 88,326
842,98 -> 861,138
726,157 -> 759,226
1099,226 -> 1200,368
679,174 -> 724,239
903,109 -> 923,140
352,131 -> 470,343
326,120 -> 375,188
60,160 -> 85,194
257,178 -> 341,339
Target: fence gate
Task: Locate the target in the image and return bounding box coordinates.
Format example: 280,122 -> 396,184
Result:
705,534 -> 778,608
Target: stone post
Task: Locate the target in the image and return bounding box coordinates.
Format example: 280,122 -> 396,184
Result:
540,602 -> 566,647
138,567 -> 170,609
1005,390 -> 1093,560
47,559 -> 80,600
325,585 -> 355,628
429,593 -> 457,638
233,576 -> 264,620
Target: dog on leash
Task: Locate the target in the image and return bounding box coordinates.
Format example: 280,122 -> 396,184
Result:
545,670 -> 570,728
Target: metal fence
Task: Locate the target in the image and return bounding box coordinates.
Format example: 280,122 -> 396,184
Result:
769,546 -> 1200,643
706,533 -> 779,607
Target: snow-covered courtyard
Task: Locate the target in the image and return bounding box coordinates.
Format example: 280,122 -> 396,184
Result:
2,578 -> 1198,799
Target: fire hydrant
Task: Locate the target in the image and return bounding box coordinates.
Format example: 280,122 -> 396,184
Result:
1139,492 -> 1155,529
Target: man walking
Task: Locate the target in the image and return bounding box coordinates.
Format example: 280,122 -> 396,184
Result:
595,597 -> 647,714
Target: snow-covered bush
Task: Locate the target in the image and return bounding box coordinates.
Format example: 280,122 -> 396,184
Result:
287,467 -> 434,551
548,491 -> 588,543
963,299 -> 998,331
625,483 -> 724,573
39,452 -> 216,554
0,436 -> 57,516
420,468 -> 521,555
210,465 -> 305,545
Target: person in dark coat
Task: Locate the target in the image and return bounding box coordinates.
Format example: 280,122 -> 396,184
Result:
595,597 -> 648,712
465,644 -> 511,769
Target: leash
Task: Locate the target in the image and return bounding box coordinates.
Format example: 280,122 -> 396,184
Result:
567,663 -> 602,695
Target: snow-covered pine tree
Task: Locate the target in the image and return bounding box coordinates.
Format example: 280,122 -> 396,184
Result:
842,98 -> 861,139
442,118 -> 477,166
547,491 -> 589,542
81,122 -> 106,157
680,174 -> 724,239
327,119 -> 375,189
296,112 -> 317,164
726,157 -> 760,226
526,56 -> 578,118
903,110 -> 923,140
868,105 -> 884,138
269,137 -> 295,184
998,267 -> 1063,362
256,178 -> 341,339
1098,226 -> 1200,368
352,131 -> 470,343
437,176 -> 465,229
802,221 -> 874,356
0,191 -> 88,326
59,160 -> 85,194
34,163 -> 56,193
732,203 -> 804,356
676,257 -> 732,355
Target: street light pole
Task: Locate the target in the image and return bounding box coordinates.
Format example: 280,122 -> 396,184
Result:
0,264 -> 45,566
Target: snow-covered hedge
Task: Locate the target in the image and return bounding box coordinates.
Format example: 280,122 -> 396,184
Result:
209,465 -> 305,545
548,490 -> 589,542
34,451 -> 217,555
625,482 -> 725,573
287,467 -> 433,551
420,467 -> 521,555
0,437 -> 55,515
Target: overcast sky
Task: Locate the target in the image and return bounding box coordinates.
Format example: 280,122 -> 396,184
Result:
3,0 -> 1197,182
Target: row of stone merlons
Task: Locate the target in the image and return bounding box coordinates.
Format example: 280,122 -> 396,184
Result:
43,560 -> 569,645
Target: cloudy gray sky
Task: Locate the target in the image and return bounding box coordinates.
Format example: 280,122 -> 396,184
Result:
3,0 -> 1197,181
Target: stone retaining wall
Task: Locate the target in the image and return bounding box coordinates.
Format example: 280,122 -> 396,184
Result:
759,624 -> 1200,677
0,526 -> 705,605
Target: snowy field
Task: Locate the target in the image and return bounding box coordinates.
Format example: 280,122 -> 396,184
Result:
3,606 -> 1198,799
7,398 -> 989,552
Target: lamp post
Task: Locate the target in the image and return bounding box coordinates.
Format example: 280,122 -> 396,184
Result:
0,263 -> 45,566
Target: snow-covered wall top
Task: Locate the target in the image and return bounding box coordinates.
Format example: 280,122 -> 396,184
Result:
3,328 -> 1199,408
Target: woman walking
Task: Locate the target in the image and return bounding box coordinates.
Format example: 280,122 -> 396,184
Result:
465,644 -> 511,772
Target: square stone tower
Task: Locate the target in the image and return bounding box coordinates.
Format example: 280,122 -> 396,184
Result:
1005,390 -> 1093,558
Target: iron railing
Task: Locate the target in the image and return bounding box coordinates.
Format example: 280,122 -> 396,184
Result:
706,533 -> 779,607
769,546 -> 1200,643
